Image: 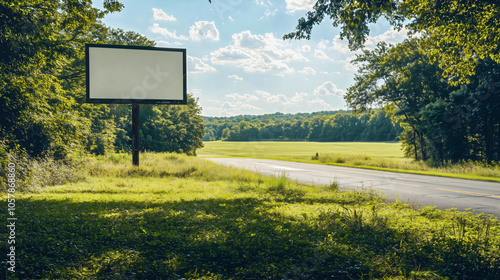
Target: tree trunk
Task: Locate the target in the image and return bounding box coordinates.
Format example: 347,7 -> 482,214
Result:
413,129 -> 418,161
496,123 -> 500,162
418,131 -> 427,161
484,118 -> 494,162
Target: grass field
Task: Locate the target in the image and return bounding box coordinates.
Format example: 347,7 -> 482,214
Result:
198,141 -> 405,160
3,153 -> 499,279
198,141 -> 500,182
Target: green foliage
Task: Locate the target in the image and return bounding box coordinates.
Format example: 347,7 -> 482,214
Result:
266,174 -> 306,201
112,95 -> 204,155
3,153 -> 499,279
1,0 -> 205,163
204,110 -> 402,142
0,147 -> 86,193
284,0 -> 500,84
347,38 -> 500,163
0,0 -> 125,159
325,177 -> 341,192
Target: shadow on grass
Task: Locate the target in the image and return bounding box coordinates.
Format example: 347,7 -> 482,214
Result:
8,196 -> 500,280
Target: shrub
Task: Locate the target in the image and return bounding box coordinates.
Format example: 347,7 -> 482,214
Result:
0,148 -> 86,193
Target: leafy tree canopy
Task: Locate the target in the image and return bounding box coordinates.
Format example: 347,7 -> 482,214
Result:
283,0 -> 500,84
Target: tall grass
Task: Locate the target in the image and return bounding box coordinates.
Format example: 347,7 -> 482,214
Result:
2,152 -> 499,279
0,152 -> 86,193
315,153 -> 500,179
85,152 -> 266,183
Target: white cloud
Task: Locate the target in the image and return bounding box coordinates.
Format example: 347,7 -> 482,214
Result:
226,93 -> 259,102
290,92 -> 308,103
299,66 -> 316,75
204,100 -> 261,116
318,40 -> 329,49
314,49 -> 329,60
188,55 -> 216,74
156,40 -> 171,46
260,8 -> 278,19
313,81 -> 346,97
256,90 -> 272,99
342,55 -> 358,72
301,45 -> 311,53
255,90 -> 305,106
254,0 -> 272,6
276,67 -> 295,77
308,98 -> 336,110
268,94 -> 290,104
189,21 -> 220,41
332,35 -> 351,54
152,8 -> 176,21
149,23 -> 188,40
240,104 -> 261,110
228,74 -> 243,81
228,16 -> 235,21
365,27 -> 410,47
285,0 -> 316,13
211,30 -> 305,73
221,102 -> 238,110
190,88 -> 202,95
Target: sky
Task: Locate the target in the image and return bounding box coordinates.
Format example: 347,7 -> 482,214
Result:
93,0 -> 411,117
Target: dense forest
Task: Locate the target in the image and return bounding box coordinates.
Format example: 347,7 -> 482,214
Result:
0,0 -> 205,161
203,110 -> 403,142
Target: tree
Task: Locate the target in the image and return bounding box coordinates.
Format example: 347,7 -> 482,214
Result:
347,38 -> 500,163
361,110 -> 401,141
284,0 -> 500,84
0,0 -> 123,159
2,0 -> 205,159
347,38 -> 458,161
113,95 -> 204,156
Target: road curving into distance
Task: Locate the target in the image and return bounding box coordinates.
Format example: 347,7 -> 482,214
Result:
206,158 -> 500,218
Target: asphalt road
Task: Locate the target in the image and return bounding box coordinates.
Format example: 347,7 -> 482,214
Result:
205,158 -> 500,217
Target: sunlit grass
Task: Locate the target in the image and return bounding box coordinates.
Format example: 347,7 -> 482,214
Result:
199,141 -> 404,160
199,141 -> 500,181
2,153 -> 499,279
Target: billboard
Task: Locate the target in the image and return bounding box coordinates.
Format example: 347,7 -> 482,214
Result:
86,44 -> 187,104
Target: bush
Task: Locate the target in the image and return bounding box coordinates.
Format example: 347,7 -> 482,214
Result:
266,174 -> 305,200
0,148 -> 86,193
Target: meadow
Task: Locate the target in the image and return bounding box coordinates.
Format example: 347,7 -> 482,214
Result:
2,153 -> 499,279
199,141 -> 500,182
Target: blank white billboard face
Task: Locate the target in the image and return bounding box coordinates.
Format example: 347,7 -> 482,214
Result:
86,44 -> 187,104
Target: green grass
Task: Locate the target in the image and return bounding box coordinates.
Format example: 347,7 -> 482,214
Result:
2,153 -> 500,279
198,141 -> 500,182
199,141 -> 404,161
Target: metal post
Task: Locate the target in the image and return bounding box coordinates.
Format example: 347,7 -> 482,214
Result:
132,103 -> 140,166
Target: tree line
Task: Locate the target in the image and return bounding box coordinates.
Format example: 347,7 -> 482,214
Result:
0,0 -> 205,166
203,110 -> 403,142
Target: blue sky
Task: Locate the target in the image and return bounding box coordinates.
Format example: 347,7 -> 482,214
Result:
93,0 -> 410,117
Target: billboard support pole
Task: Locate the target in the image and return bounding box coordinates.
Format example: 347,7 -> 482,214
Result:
132,103 -> 140,166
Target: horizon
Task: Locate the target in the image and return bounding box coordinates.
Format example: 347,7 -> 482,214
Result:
201,108 -> 354,118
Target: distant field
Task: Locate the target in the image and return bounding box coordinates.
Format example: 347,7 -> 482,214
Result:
199,141 -> 405,161
198,141 -> 500,182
